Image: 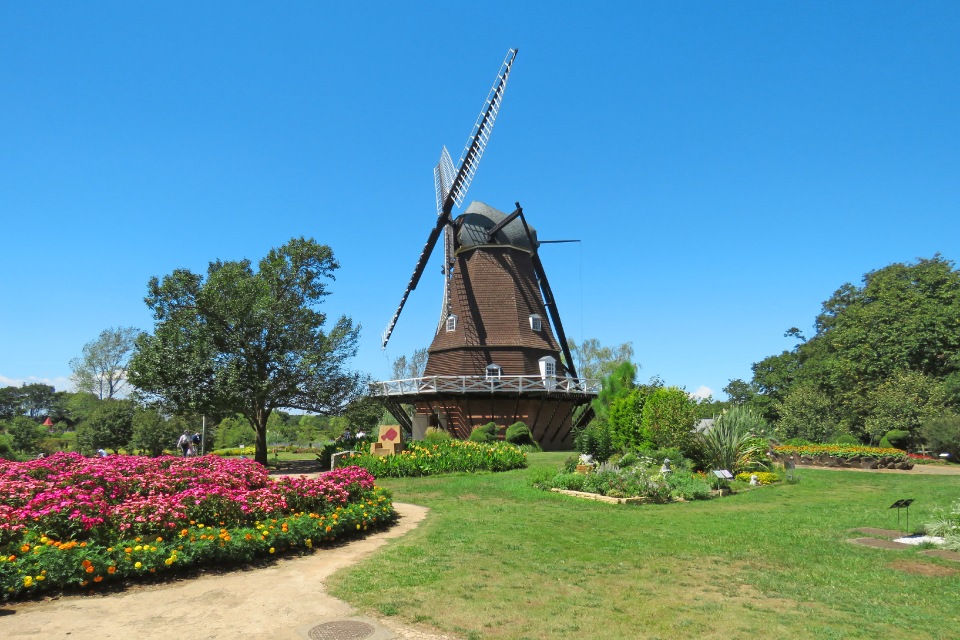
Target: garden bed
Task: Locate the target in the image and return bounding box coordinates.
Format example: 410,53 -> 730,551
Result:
0,453 -> 395,600
341,440 -> 527,477
769,444 -> 937,470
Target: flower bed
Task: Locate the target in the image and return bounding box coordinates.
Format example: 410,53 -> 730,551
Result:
0,453 -> 394,599
772,444 -> 908,461
345,440 -> 527,477
735,471 -> 779,485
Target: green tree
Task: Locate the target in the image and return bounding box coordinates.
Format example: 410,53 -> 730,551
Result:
746,256 -> 960,433
567,338 -> 635,380
775,383 -> 838,443
76,400 -> 134,454
862,371 -> 947,444
129,237 -> 366,465
70,327 -> 140,399
641,387 -> 697,452
722,379 -> 755,405
215,414 -> 256,449
131,408 -> 181,456
7,416 -> 43,452
920,413 -> 960,460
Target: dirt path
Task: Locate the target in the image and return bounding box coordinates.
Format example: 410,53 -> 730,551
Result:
0,503 -> 448,640
801,463 -> 960,475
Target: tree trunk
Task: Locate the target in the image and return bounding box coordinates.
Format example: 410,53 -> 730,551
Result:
252,408 -> 271,466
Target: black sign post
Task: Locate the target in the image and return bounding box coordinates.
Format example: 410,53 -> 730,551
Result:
889,499 -> 915,537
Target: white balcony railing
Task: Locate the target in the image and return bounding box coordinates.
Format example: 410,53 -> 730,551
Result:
369,375 -> 601,397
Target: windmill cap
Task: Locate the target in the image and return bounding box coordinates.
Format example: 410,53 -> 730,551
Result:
457,201 -> 538,252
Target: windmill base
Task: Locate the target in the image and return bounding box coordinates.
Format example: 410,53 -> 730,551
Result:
401,396 -> 588,450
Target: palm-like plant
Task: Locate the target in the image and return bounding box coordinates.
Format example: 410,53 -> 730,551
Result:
696,406 -> 769,473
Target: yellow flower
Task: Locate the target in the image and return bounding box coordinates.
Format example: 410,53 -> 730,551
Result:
23,576 -> 33,587
134,545 -> 143,551
269,548 -> 275,554
164,558 -> 173,566
305,539 -> 312,548
135,562 -> 142,569
36,575 -> 45,581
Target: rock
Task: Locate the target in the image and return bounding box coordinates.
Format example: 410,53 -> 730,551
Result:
880,456 -> 893,465
800,456 -> 814,465
847,456 -> 860,464
861,458 -> 879,469
828,456 -> 841,466
818,454 -> 831,465
904,461 -> 914,470
895,461 -> 910,470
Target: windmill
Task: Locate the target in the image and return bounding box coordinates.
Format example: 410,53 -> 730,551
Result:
372,49 -> 599,449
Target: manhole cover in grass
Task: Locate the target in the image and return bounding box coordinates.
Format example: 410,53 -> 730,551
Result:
307,620 -> 376,640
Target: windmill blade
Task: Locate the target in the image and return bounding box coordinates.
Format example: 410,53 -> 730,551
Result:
446,48 -> 518,211
531,253 -> 579,379
434,146 -> 456,217
381,216 -> 447,349
511,202 -> 579,379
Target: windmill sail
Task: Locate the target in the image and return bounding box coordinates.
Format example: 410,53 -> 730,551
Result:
381,48 -> 518,350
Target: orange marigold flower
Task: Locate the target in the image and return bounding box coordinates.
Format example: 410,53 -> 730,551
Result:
108,566 -> 116,574
20,545 -> 30,553
86,566 -> 94,573
94,576 -> 103,583
81,560 -> 92,567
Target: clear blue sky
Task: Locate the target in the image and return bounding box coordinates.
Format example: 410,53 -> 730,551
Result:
2,2 -> 958,399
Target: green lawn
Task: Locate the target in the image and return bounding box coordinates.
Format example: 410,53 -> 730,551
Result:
329,452 -> 960,640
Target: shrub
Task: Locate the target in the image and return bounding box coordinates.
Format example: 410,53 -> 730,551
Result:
835,434 -> 859,445
695,406 -> 769,474
423,427 -> 452,443
505,422 -> 533,446
920,414 -> 960,461
574,420 -> 615,462
562,456 -> 579,473
883,430 -> 911,449
666,472 -> 712,500
469,422 -> 498,443
608,388 -> 653,450
642,387 -> 697,452
617,452 -> 639,468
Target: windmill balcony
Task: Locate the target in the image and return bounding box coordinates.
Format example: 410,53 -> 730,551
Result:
369,375 -> 601,397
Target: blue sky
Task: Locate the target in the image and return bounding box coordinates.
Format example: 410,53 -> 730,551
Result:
1,2 -> 958,399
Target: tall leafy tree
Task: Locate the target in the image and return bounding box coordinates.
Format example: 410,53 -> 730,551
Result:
70,327 -> 140,399
746,255 -> 960,439
129,237 -> 366,465
76,400 -> 135,454
566,339 -> 635,380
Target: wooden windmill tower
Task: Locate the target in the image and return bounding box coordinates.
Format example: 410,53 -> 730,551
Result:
372,49 -> 599,449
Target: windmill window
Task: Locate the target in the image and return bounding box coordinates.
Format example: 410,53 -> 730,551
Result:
538,355 -> 557,379
446,315 -> 457,332
529,314 -> 542,331
486,364 -> 502,380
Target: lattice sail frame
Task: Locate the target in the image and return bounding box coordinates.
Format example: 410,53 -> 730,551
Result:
449,49 -> 516,208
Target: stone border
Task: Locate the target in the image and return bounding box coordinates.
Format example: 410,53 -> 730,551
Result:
548,488 -> 695,505
770,452 -> 915,471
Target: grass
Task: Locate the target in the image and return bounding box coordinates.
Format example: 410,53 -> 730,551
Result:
328,452 -> 960,640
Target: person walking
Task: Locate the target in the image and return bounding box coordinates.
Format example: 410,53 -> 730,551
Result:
192,431 -> 202,455
177,431 -> 191,457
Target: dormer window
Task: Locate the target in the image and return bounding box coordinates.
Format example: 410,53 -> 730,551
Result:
485,364 -> 502,380
538,355 -> 556,379
446,315 -> 457,332
529,314 -> 542,331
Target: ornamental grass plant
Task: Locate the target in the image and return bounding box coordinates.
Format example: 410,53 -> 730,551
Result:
346,440 -> 527,477
0,453 -> 395,599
